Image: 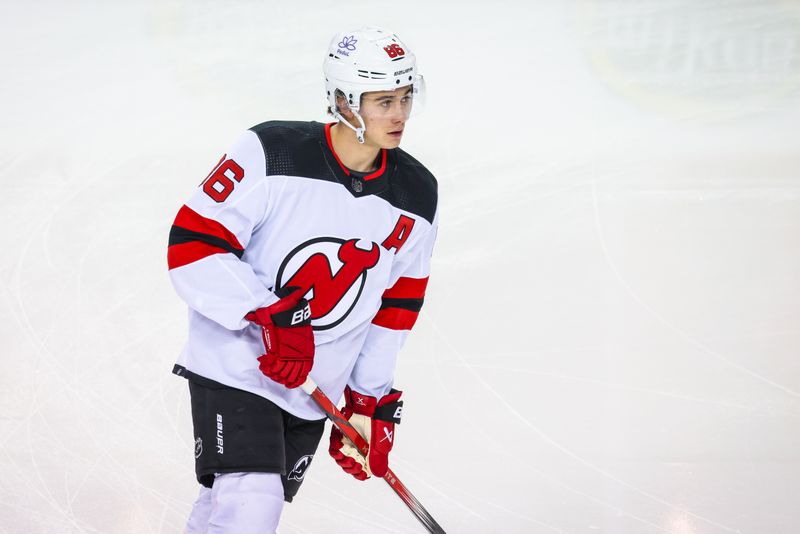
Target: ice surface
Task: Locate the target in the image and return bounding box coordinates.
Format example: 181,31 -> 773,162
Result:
1,0 -> 799,532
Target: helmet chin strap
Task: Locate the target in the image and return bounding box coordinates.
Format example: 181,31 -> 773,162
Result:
333,110 -> 367,144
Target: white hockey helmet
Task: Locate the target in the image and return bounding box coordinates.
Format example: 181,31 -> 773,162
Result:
323,27 -> 424,143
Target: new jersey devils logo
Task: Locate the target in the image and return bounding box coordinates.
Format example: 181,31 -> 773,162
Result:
276,237 -> 380,330
288,454 -> 314,481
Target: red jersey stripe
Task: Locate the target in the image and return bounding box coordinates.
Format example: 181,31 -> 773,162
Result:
371,307 -> 420,331
382,276 -> 429,300
168,241 -> 232,270
173,205 -> 244,251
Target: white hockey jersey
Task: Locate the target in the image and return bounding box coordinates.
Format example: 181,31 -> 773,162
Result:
168,121 -> 438,420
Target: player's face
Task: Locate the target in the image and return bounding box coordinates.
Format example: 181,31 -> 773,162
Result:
359,86 -> 414,149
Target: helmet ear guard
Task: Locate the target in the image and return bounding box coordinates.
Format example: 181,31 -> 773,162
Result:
323,28 -> 423,144
327,88 -> 368,143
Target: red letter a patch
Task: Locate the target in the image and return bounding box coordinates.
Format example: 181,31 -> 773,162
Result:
381,215 -> 415,254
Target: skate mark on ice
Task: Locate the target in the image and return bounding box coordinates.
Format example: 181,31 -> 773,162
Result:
423,316 -> 683,533
467,363 -> 788,414
589,177 -> 799,399
427,317 -> 743,534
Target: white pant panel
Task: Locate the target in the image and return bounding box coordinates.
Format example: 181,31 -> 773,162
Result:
207,472 -> 285,534
185,485 -> 212,534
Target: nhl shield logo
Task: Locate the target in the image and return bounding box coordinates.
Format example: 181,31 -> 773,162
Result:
288,454 -> 314,482
194,437 -> 203,459
351,178 -> 363,193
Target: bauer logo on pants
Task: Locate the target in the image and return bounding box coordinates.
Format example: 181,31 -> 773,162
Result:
288,455 -> 314,481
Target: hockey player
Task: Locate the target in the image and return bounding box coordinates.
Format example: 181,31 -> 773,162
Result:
168,27 -> 438,533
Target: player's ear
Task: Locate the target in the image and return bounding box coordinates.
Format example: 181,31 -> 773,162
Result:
335,91 -> 355,121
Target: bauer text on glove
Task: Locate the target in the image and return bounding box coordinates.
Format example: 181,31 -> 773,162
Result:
245,286 -> 315,389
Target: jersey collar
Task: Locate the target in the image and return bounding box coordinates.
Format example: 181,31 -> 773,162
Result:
323,122 -> 393,197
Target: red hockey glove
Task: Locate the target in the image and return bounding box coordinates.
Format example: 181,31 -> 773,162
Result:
328,387 -> 403,480
245,287 -> 314,389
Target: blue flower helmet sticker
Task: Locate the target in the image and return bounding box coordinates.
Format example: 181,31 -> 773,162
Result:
338,35 -> 358,51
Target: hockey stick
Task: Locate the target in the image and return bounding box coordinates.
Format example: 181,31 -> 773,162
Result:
301,378 -> 447,534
